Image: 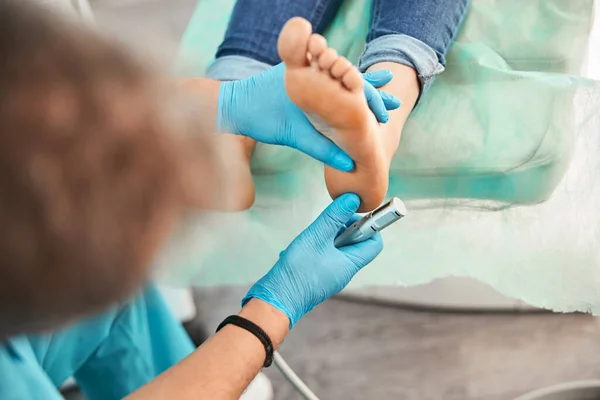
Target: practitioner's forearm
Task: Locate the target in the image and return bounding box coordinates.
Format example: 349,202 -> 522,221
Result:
126,299 -> 289,400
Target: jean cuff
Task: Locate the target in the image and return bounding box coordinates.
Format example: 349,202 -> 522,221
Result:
206,55 -> 272,81
358,34 -> 445,95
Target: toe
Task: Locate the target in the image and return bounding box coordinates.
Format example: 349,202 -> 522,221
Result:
317,48 -> 338,71
308,34 -> 327,59
330,57 -> 352,79
341,67 -> 364,92
278,17 -> 312,68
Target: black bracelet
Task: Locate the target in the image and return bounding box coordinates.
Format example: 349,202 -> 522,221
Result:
216,315 -> 274,368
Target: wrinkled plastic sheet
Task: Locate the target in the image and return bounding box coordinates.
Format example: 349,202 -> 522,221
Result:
157,0 -> 600,315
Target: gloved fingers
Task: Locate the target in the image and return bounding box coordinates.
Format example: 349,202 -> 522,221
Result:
345,214 -> 363,226
362,70 -> 401,111
341,214 -> 363,232
292,130 -> 354,172
313,193 -> 361,237
340,232 -> 384,269
379,90 -> 402,111
362,70 -> 393,88
362,71 -> 402,123
363,80 -> 389,123
335,214 -> 362,238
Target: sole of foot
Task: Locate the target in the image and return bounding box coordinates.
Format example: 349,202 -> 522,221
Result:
278,17 -> 389,212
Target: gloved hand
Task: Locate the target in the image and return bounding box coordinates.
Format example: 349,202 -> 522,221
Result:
242,194 -> 383,328
218,63 -> 401,172
361,70 -> 402,124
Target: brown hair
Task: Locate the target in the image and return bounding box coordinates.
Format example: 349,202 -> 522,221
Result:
0,1 -> 184,335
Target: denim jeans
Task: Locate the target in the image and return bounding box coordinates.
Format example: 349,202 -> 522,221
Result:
207,0 -> 469,93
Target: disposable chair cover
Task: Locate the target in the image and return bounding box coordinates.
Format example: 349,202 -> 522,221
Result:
159,0 -> 600,314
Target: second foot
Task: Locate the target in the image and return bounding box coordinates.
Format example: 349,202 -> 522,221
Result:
180,78 -> 257,211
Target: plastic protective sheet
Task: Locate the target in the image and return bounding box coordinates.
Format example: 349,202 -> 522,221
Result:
158,0 -> 600,314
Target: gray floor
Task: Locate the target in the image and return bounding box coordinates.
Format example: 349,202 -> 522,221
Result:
192,287 -> 600,400
86,2 -> 600,399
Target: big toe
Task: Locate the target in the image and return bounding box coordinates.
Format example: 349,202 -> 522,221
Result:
278,17 -> 312,68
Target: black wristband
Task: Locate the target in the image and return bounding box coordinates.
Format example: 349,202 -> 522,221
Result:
216,315 -> 274,368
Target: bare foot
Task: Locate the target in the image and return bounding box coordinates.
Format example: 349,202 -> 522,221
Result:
180,78 -> 256,211
278,17 -> 388,212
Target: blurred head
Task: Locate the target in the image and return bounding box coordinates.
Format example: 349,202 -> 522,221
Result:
0,0 -> 226,336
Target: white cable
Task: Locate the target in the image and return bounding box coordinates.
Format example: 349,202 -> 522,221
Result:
273,351 -> 321,400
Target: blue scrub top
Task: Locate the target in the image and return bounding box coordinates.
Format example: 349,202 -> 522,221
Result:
0,338 -> 64,400
0,285 -> 194,400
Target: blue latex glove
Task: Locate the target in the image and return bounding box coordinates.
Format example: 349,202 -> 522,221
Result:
362,70 -> 403,124
218,63 -> 401,172
243,194 -> 384,328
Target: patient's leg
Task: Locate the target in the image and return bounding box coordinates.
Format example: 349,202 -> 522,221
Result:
279,2 -> 468,211
204,0 -> 343,210
278,18 -> 389,212
358,0 -> 470,167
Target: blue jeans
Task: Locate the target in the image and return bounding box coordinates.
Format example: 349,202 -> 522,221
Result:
208,0 -> 469,93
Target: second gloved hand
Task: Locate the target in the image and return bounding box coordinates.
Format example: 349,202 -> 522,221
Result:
218,63 -> 400,172
243,194 -> 383,328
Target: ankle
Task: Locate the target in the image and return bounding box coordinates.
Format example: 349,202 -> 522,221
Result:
367,62 -> 419,122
